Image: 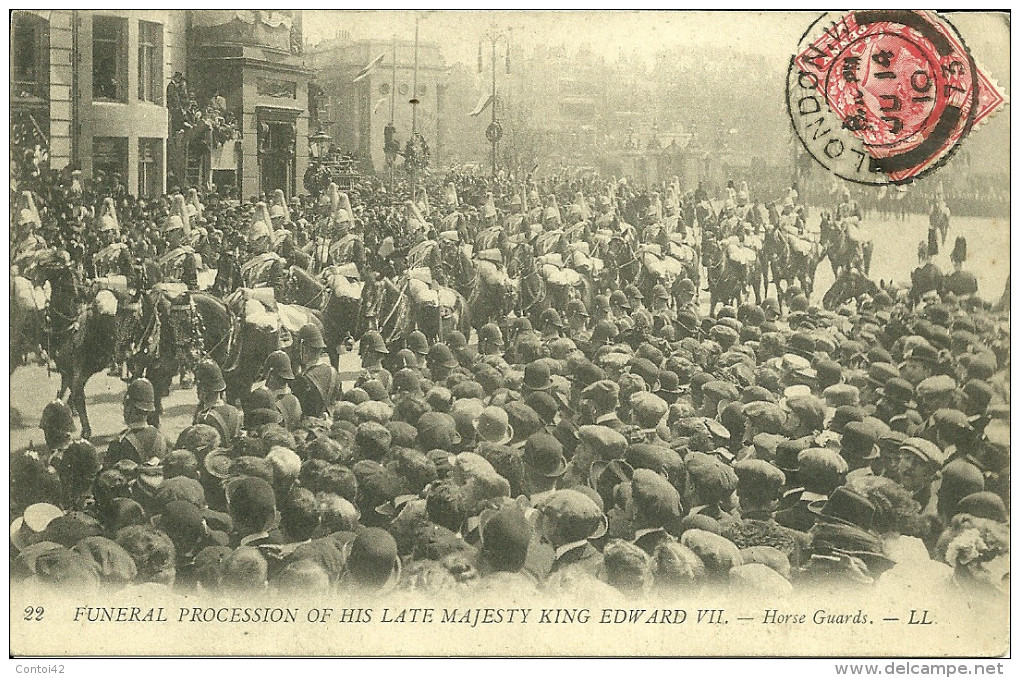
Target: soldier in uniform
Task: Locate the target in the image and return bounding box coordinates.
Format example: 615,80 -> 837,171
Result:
835,186 -> 862,221
37,400 -> 78,468
910,241 -> 944,306
159,215 -> 200,290
649,284 -> 676,330
92,214 -> 133,280
291,323 -> 341,419
106,378 -> 170,466
945,236 -> 978,298
476,323 -> 512,375
193,359 -> 243,445
241,203 -> 287,290
357,330 -> 392,391
538,308 -> 565,344
565,299 -> 591,345
255,350 -> 302,431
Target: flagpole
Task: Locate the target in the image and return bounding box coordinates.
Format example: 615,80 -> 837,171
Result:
390,34 -> 397,196
491,36 -> 497,179
411,14 -> 420,204
390,35 -> 396,125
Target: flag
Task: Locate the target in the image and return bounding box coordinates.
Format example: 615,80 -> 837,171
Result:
468,92 -> 494,117
373,97 -> 388,115
353,53 -> 387,83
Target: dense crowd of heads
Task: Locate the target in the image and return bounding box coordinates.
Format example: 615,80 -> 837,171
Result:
11,261 -> 1010,600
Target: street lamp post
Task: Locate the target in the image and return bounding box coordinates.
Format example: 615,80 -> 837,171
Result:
410,16 -> 420,204
479,27 -> 510,179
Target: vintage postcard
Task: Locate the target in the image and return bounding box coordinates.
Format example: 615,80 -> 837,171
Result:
8,10 -> 1010,658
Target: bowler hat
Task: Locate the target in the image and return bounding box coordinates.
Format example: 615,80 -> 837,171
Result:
841,421 -> 879,461
474,406 -> 514,446
808,486 -> 876,529
523,433 -> 566,478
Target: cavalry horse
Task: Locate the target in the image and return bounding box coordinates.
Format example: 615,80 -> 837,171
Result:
819,213 -> 874,279
33,260 -> 123,440
761,203 -> 820,303
282,264 -> 364,368
467,256 -> 517,333
702,235 -> 757,317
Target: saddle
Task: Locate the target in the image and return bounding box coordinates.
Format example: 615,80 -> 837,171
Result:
226,287 -> 279,332
406,268 -> 458,309
325,262 -> 364,301
536,254 -> 582,287
726,242 -> 758,266
641,247 -> 686,281
475,259 -> 510,289
94,274 -> 130,296
12,275 -> 49,310
153,281 -> 189,301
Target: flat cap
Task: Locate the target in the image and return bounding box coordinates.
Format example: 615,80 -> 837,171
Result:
580,379 -> 620,407
680,529 -> 742,575
686,452 -> 738,504
899,437 -> 946,469
822,383 -> 860,408
630,391 -> 669,426
742,401 -> 788,435
630,468 -> 683,526
538,489 -> 606,542
577,425 -> 629,460
916,375 -> 958,399
734,459 -> 786,502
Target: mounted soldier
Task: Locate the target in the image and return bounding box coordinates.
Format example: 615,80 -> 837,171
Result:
92,200 -> 133,280
159,214 -> 199,290
238,203 -> 285,293
327,190 -> 366,273
945,236 -> 978,298
835,185 -> 862,221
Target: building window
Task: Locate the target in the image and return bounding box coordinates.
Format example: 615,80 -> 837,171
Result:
138,138 -> 163,198
93,137 -> 128,188
138,21 -> 163,104
93,16 -> 127,101
11,12 -> 48,99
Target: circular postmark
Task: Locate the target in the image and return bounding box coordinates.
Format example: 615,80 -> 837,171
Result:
787,11 -> 979,185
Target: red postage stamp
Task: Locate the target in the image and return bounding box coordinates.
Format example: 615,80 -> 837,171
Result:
787,10 -> 1006,185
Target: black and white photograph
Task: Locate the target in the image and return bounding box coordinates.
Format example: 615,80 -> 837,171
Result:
7,9 -> 1011,659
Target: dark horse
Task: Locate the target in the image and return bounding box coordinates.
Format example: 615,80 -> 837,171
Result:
702,237 -> 754,317
34,262 -> 121,440
281,265 -> 362,368
820,213 -> 874,278
131,288 -> 281,417
467,259 -> 517,334
761,207 -> 819,304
